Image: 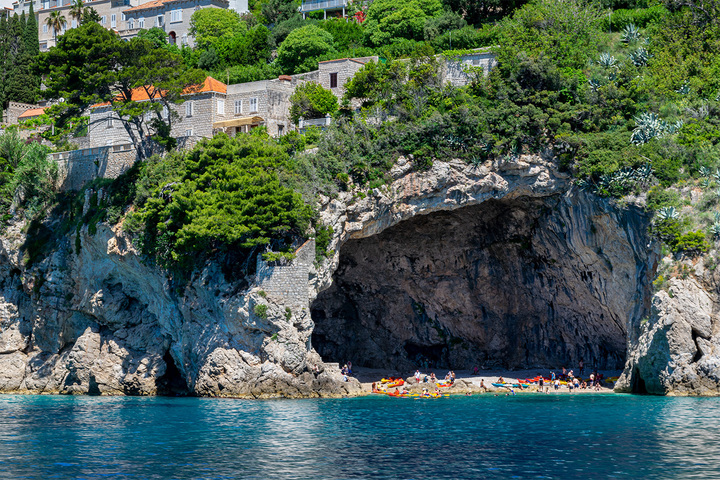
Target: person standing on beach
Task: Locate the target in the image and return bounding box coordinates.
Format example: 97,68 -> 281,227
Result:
589,373 -> 595,387
539,376 -> 544,390
551,371 -> 556,381
554,379 -> 560,391
415,370 -> 421,384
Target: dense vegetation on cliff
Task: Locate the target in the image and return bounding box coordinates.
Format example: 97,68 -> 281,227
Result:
4,0 -> 720,272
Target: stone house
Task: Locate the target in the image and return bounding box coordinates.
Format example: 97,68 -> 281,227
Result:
26,0 -> 239,50
443,49 -> 498,86
37,0 -> 152,50
316,56 -> 377,101
122,0 -> 229,47
87,76 -> 228,148
219,78 -> 296,137
1,102 -> 44,125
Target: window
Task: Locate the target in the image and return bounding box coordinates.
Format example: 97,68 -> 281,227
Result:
249,97 -> 257,113
128,19 -> 134,29
278,124 -> 284,136
171,9 -> 181,22
121,13 -> 125,21
101,15 -> 106,24
106,111 -> 113,128
156,15 -> 163,26
217,99 -> 225,115
162,105 -> 168,119
111,14 -> 116,28
181,34 -> 187,45
234,100 -> 242,114
43,24 -> 48,33
138,17 -> 144,28
329,72 -> 338,88
185,101 -> 193,117
185,128 -> 193,136
71,19 -> 77,28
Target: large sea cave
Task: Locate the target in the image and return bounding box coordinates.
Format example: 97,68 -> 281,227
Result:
311,194 -> 654,372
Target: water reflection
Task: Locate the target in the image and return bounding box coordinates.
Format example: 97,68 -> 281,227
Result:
1,394 -> 720,479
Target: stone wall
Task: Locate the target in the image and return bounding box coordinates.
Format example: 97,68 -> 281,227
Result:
443,51 -> 498,86
318,57 -> 378,100
256,240 -> 316,312
51,144 -> 137,191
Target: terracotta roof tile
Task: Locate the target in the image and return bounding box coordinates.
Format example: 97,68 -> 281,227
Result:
91,77 -> 226,107
18,107 -> 46,119
124,0 -> 170,13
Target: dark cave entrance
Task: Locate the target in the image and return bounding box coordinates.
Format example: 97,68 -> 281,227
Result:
311,196 -> 650,372
156,352 -> 191,396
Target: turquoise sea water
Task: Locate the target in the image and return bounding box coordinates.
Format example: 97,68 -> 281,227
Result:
0,393 -> 718,479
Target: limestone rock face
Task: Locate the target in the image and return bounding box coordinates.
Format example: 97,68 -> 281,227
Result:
0,222 -> 360,398
311,156 -> 656,372
617,273 -> 720,396
0,153 -> 666,396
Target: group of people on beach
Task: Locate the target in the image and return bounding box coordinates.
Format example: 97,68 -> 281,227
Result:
413,369 -> 456,385
534,367 -> 604,393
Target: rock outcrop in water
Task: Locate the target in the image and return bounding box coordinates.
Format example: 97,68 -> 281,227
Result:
616,261 -> 720,396
0,153 -> 670,397
0,222 -> 359,398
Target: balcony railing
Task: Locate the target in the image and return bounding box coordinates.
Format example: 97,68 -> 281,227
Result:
300,0 -> 347,12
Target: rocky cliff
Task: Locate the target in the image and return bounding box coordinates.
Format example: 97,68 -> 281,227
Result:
0,221 -> 359,398
0,153 -> 678,397
311,156 -> 656,373
616,258 -> 720,396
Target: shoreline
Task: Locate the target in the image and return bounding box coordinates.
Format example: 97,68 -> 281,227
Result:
350,367 -> 622,396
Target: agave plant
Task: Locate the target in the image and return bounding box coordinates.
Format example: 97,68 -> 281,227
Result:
714,211 -> 720,223
676,81 -> 690,95
700,166 -> 712,178
588,79 -> 602,92
631,112 -> 664,145
701,177 -> 712,189
631,113 -> 682,145
629,47 -> 650,67
634,163 -> 653,182
713,168 -> 720,182
711,222 -> 720,240
598,52 -> 617,69
666,120 -> 683,134
656,206 -> 679,221
621,23 -> 641,44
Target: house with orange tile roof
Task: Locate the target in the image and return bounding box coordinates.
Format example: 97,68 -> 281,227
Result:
122,0 -> 232,47
87,76 -> 232,148
28,0 -> 245,51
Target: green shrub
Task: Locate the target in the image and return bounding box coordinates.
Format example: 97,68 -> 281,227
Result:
599,6 -> 669,31
673,230 -> 710,256
646,187 -> 680,211
254,303 -> 268,319
315,223 -> 334,261
289,82 -> 339,124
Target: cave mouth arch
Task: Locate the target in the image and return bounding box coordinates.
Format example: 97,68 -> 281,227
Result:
311,195 -> 650,372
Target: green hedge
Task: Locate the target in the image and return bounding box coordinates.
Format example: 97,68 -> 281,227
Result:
599,6 -> 669,31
